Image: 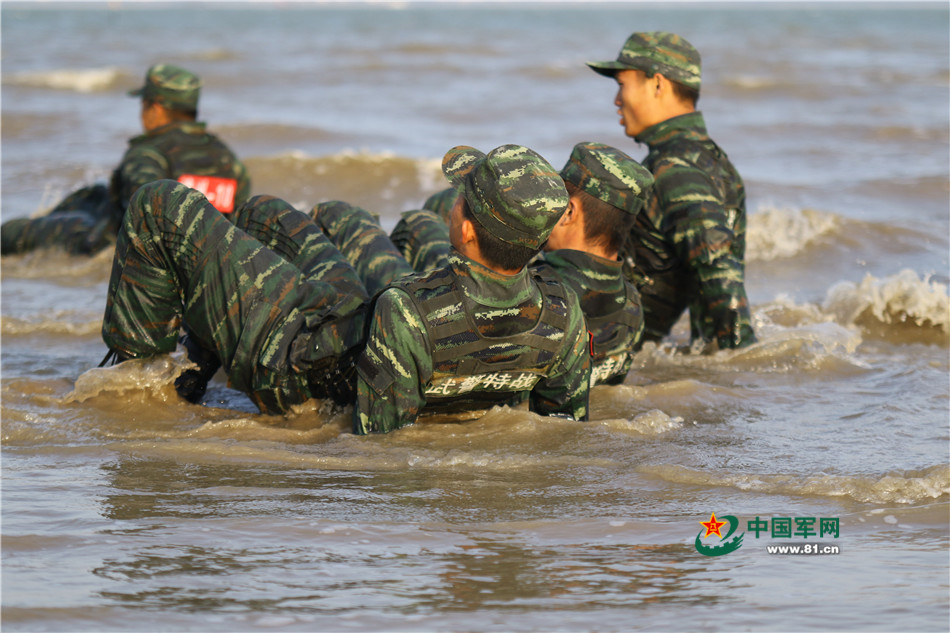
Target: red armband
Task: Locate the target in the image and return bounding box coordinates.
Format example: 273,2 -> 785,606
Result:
177,174 -> 238,213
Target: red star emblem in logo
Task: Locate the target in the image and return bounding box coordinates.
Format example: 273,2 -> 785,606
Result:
700,512 -> 727,539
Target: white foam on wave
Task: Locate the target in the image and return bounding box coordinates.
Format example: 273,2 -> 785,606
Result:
746,206 -> 840,261
7,67 -> 124,93
596,409 -> 685,436
630,309 -> 865,376
823,269 -> 950,333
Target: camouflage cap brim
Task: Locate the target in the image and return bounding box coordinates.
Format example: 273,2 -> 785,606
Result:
586,60 -> 628,78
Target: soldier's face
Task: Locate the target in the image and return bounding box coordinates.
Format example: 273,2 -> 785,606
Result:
140,100 -> 164,132
614,69 -> 659,137
448,194 -> 465,250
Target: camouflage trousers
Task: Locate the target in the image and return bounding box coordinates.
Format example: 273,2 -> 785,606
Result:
1,184 -> 120,255
312,201 -> 452,293
102,180 -> 369,413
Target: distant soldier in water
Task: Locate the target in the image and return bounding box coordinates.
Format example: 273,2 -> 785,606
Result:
587,32 -> 756,350
368,142 -> 653,387
316,145 -> 592,434
2,64 -> 251,256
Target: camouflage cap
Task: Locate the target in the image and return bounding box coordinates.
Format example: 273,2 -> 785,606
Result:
442,144 -> 568,250
587,31 -> 702,91
128,64 -> 201,111
560,142 -> 654,216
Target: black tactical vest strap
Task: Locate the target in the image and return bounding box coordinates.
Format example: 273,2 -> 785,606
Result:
585,281 -> 641,358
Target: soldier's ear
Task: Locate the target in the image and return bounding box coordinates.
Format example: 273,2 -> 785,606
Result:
561,197 -> 580,226
460,217 -> 478,245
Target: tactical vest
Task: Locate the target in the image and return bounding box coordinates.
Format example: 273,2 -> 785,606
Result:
392,267 -> 574,414
586,280 -> 642,386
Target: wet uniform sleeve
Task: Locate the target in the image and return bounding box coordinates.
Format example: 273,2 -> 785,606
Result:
112,143 -> 171,213
528,305 -> 591,421
653,157 -> 754,349
353,288 -> 433,434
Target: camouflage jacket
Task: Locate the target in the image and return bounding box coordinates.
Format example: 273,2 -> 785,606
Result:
354,251 -> 591,434
537,249 -> 643,386
626,112 -> 755,349
110,121 -> 251,219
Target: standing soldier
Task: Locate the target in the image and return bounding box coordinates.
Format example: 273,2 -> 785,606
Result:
587,32 -> 756,350
2,64 -> 251,256
320,145 -> 592,434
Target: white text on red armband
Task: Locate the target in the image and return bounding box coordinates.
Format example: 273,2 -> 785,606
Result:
177,174 -> 238,213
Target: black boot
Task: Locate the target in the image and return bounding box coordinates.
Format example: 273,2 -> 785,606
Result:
174,332 -> 221,404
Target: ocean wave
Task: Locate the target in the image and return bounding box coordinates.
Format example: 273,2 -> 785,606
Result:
594,409 -> 685,436
640,463 -> 950,505
631,318 -> 866,376
244,150 -> 444,218
1,314 -> 100,337
746,206 -> 840,261
723,74 -> 780,91
5,67 -> 126,93
0,246 -> 114,281
823,269 -> 949,343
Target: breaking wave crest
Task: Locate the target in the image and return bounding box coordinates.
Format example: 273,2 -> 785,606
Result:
747,206 -> 841,261
6,67 -> 127,93
640,463 -> 950,505
244,150 -> 444,220
823,269 -> 949,343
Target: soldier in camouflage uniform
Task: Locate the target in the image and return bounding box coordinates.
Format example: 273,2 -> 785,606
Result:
100,180 -> 368,414
323,145 -> 591,435
381,143 -> 653,387
542,142 -> 652,385
588,32 -> 756,350
2,64 -> 251,256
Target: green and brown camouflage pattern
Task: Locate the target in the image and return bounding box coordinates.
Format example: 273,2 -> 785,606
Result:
0,185 -> 114,255
390,209 -> 452,273
312,200 -> 415,295
128,64 -> 202,112
587,31 -> 702,91
354,252 -> 591,434
102,180 -> 368,413
560,142 -> 654,216
624,112 -> 755,349
1,121 -> 250,256
422,187 -> 457,222
537,250 -> 643,385
442,144 -> 568,250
